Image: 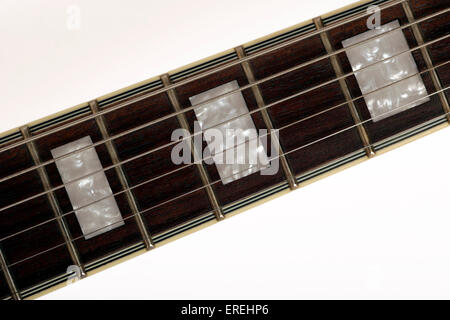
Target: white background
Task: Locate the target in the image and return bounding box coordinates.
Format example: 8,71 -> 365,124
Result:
1,0 -> 449,299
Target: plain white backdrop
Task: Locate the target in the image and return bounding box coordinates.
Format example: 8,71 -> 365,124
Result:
1,0 -> 449,299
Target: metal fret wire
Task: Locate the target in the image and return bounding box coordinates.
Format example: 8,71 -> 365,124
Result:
1,70 -> 449,243
0,7 -> 447,188
0,31 -> 448,215
0,0 -> 448,285
0,8 -> 444,188
0,0 -> 425,163
1,55 -> 448,241
3,5 -> 446,187
4,85 -> 450,270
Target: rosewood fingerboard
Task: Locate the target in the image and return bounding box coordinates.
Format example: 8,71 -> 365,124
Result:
0,0 -> 448,299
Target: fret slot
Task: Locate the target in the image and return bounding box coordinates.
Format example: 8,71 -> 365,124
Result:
21,126 -> 86,277
0,248 -> 20,300
99,86 -> 216,236
324,1 -> 448,147
132,171 -> 215,236
188,80 -> 270,184
274,87 -> 366,177
161,74 -> 225,221
401,1 -> 450,122
314,17 -> 375,157
2,218 -> 74,291
247,29 -> 365,178
408,0 -> 448,19
342,19 -> 430,121
128,152 -> 215,235
171,64 -> 286,207
0,0 -> 447,299
0,140 -> 74,292
89,101 -> 154,250
235,46 -> 298,189
51,136 -> 125,240
30,117 -> 144,265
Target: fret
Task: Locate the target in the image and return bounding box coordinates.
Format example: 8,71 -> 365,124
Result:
0,139 -> 75,292
171,62 -> 286,207
89,101 -> 155,250
234,46 -> 298,190
30,117 -> 145,266
401,1 -> 450,123
0,0 -> 447,299
3,215 -> 74,292
313,17 -> 376,158
408,0 -> 449,19
100,85 -> 215,236
247,25 -> 365,177
20,126 -> 86,277
0,248 -> 21,300
325,1 -> 449,147
160,74 -> 225,221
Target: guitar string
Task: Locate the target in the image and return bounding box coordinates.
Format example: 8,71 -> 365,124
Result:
0,51 -> 448,225
0,0 -> 408,156
0,22 -> 447,191
0,1 -> 443,176
0,1 -> 446,268
1,73 -> 448,244
0,8 -> 446,190
0,5 -> 445,185
4,86 -> 449,270
0,35 -> 447,215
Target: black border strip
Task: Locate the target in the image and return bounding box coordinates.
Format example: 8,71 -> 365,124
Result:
373,115 -> 448,151
97,80 -> 162,108
29,105 -> 91,134
153,213 -> 217,244
0,131 -> 22,146
245,24 -> 315,55
0,0 -> 388,140
224,183 -> 289,214
21,273 -> 69,299
169,52 -> 238,82
296,150 -> 367,184
323,0 -> 389,25
85,242 -> 146,272
10,0 -> 448,299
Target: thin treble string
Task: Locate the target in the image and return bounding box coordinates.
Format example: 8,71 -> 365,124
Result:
0,0 -> 408,157
2,6 -> 445,185
2,81 -> 449,245
7,89 -> 450,270
0,24 -> 447,190
0,52 -> 448,216
0,78 -> 449,242
4,86 -> 449,268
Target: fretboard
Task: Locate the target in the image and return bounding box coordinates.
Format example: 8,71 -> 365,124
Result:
0,0 -> 448,299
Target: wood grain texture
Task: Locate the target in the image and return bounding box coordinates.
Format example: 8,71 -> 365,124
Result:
174,63 -> 288,206
0,140 -> 73,291
0,0 -> 447,298
324,2 -> 448,144
248,34 -> 365,175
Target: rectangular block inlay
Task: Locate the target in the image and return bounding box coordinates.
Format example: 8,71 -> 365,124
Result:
51,136 -> 124,239
189,80 -> 269,184
342,20 -> 429,122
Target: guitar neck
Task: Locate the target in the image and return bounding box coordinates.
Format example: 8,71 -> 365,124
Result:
0,0 -> 448,299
